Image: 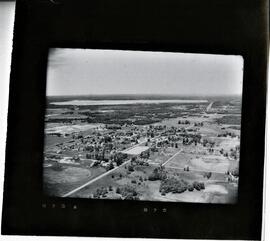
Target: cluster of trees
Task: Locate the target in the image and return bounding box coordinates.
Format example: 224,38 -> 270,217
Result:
229,149 -> 238,160
158,177 -> 205,195
232,169 -> 239,177
106,162 -> 114,171
113,153 -> 128,166
150,146 -> 159,152
131,157 -> 150,166
202,139 -> 215,148
48,132 -> 62,137
111,173 -> 123,179
192,134 -> 202,143
179,134 -> 200,146
203,172 -> 212,179
187,184 -> 194,191
178,120 -> 191,125
229,146 -> 240,160
182,137 -> 191,145
93,184 -> 140,200
194,122 -> 204,127
227,167 -> 239,177
85,145 -> 109,161
105,124 -> 122,130
167,134 -> 181,142
140,150 -> 150,159
220,147 -> 239,160
156,139 -> 170,147
85,145 -> 94,152
217,132 -> 237,138
104,136 -> 113,143
192,181 -> 205,191
93,186 -> 110,198
219,148 -> 226,155
116,185 -> 139,200
180,134 -> 202,146
147,131 -> 155,138
127,165 -> 135,172
159,177 -> 188,195
149,125 -> 166,131
130,175 -> 147,185
106,153 -> 129,171
87,151 -> 128,169
148,166 -> 167,181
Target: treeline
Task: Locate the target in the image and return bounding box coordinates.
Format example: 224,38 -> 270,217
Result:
147,166 -> 206,195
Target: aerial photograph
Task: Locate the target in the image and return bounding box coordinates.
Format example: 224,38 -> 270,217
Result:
43,48 -> 243,203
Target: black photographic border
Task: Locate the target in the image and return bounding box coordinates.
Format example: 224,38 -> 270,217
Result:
1,0 -> 268,239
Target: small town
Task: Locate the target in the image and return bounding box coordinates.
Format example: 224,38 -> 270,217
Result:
43,97 -> 241,203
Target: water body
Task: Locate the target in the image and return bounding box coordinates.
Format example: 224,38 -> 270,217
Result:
50,99 -> 208,106
45,123 -> 103,134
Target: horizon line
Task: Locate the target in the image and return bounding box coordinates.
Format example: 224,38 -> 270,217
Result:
47,93 -> 242,98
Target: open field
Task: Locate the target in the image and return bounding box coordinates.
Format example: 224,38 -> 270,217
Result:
165,152 -> 238,173
43,164 -> 106,196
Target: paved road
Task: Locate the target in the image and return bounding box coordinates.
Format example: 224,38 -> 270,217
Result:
62,158 -> 131,197
206,101 -> 214,112
120,136 -> 159,154
120,139 -> 147,153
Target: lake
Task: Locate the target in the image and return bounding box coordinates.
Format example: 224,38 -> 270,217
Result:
50,99 -> 208,106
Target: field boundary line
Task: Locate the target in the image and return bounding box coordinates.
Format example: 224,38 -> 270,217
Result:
165,165 -> 226,174
162,150 -> 182,167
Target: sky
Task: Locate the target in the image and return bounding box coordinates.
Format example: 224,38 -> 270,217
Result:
47,48 -> 243,96
0,1 -> 15,160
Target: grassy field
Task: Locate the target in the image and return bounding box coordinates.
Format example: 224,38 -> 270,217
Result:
43,165 -> 106,196
149,146 -> 181,165
165,152 -> 238,173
